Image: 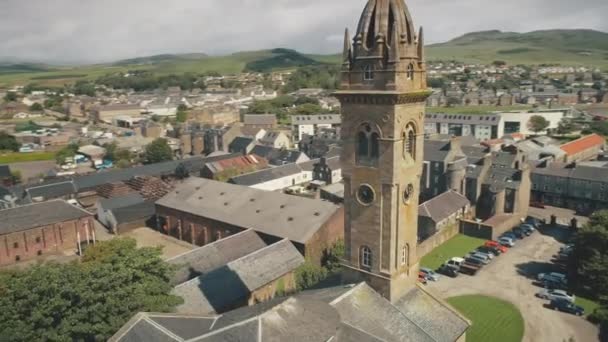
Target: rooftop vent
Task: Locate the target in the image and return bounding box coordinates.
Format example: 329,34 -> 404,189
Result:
224,202 -> 229,206
287,217 -> 294,222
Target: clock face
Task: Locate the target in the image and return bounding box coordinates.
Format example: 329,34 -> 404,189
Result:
403,183 -> 414,203
357,185 -> 375,205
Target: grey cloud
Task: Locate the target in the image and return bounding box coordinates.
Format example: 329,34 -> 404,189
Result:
0,0 -> 606,64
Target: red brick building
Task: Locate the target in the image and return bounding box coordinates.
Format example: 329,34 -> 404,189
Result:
560,134 -> 605,163
0,200 -> 95,266
155,178 -> 344,265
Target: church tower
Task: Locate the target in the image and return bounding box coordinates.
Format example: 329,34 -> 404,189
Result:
335,0 -> 430,302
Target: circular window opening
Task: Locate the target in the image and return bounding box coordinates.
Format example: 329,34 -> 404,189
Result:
357,184 -> 375,205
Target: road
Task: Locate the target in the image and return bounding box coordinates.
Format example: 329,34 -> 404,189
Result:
426,225 -> 600,342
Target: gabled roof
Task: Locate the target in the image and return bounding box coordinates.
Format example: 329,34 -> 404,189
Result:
419,190 -> 470,223
167,229 -> 267,285
99,193 -> 145,211
111,201 -> 156,225
243,114 -> 276,126
26,181 -> 76,200
203,155 -> 267,175
172,239 -> 304,315
156,178 -> 340,244
0,199 -> 92,234
560,134 -> 605,156
228,136 -> 254,153
229,163 -> 303,186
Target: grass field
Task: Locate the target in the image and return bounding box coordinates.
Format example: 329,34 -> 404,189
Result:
0,152 -> 56,164
575,295 -> 600,316
420,234 -> 486,270
447,295 -> 525,342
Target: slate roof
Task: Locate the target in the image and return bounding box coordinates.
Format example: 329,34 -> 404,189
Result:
227,136 -> 254,154
112,201 -> 156,225
0,199 -> 92,235
419,190 -> 470,223
268,149 -> 307,166
156,178 -> 340,244
26,181 -> 76,200
98,193 -> 145,211
111,283 -> 469,342
423,140 -> 451,162
249,145 -> 278,160
229,162 -> 303,186
172,239 -> 304,315
243,114 -> 276,126
167,229 -> 267,285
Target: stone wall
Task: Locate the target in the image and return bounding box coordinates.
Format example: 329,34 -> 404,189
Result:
248,272 -> 297,306
417,222 -> 461,259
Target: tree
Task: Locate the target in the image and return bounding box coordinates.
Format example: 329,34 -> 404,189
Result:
557,119 -> 576,135
29,103 -> 43,112
15,120 -> 41,132
492,60 -> 507,67
3,91 -> 17,102
176,110 -> 188,123
0,132 -> 20,152
528,115 -> 550,133
0,239 -> 182,342
294,103 -> 322,115
55,143 -> 79,164
144,138 -> 173,164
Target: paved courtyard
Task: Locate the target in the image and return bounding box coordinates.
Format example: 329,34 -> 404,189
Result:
426,225 -> 600,342
121,227 -> 195,259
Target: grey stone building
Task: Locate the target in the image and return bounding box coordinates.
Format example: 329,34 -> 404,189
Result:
531,162 -> 608,215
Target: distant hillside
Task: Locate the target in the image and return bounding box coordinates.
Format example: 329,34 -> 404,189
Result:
427,29 -> 608,68
1,29 -> 606,87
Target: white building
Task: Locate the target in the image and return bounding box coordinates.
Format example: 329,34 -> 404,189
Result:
291,114 -> 341,142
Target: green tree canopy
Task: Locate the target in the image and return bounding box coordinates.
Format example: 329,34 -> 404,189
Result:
55,143 -> 79,164
0,132 -> 20,152
3,91 -> 17,102
144,138 -> 173,164
29,103 -> 44,112
528,115 -> 550,133
0,239 -> 182,342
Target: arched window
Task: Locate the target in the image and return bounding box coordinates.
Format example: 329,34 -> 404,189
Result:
407,63 -> 414,80
407,129 -> 416,160
356,123 -> 381,165
370,133 -> 380,159
357,131 -> 369,157
364,65 -> 374,81
361,246 -> 372,268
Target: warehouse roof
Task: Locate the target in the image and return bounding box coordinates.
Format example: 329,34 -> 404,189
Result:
0,199 -> 92,235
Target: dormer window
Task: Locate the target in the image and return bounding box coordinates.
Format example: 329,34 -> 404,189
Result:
364,65 -> 375,81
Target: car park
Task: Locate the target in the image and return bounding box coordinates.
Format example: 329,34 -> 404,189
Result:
466,255 -> 488,266
525,217 -> 541,228
537,272 -> 568,285
446,257 -> 481,276
477,245 -> 501,256
540,279 -> 568,290
536,289 -> 575,303
418,272 -> 428,285
498,237 -> 515,247
520,224 -> 536,234
472,251 -> 494,261
420,267 -> 441,282
502,232 -> 519,240
548,300 -> 585,316
485,241 -> 508,253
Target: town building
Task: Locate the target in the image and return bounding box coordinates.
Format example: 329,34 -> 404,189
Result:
200,154 -> 268,181
0,165 -> 13,186
531,162 -> 608,215
291,114 -> 341,143
418,190 -> 471,242
424,110 -> 565,140
242,114 -> 277,131
298,128 -> 341,159
258,130 -> 290,149
96,193 -> 155,234
559,134 -> 605,163
92,104 -> 141,123
155,177 -> 344,265
0,200 -> 95,266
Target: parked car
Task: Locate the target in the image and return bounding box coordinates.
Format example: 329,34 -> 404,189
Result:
548,300 -> 585,316
418,273 -> 428,285
541,279 -> 568,291
536,289 -> 575,303
560,244 -> 574,253
446,257 -> 481,275
512,228 -> 526,239
485,241 -> 508,253
502,232 -> 519,241
498,237 -> 515,247
465,255 -> 488,266
525,217 -> 541,228
537,272 -> 568,285
520,224 -> 536,234
471,251 -> 494,261
437,264 -> 459,278
477,246 -> 501,256
420,267 -> 441,282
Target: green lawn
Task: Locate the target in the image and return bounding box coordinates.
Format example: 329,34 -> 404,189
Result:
0,152 -> 56,164
575,295 -> 600,316
420,234 -> 486,270
447,295 -> 525,342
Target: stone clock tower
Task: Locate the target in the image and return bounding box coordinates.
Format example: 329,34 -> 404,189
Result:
335,0 -> 430,302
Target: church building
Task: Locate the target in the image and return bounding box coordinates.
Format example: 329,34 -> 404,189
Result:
111,1 -> 470,340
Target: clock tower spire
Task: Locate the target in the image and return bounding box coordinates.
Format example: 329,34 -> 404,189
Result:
335,0 -> 430,302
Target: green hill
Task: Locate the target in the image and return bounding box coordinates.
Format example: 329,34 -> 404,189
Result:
427,29 -> 608,68
1,29 -> 606,87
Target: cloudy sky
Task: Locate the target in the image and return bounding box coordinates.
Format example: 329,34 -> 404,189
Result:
1,0 -> 606,64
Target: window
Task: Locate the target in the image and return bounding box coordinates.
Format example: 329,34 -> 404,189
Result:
356,123 -> 381,165
401,245 -> 408,265
361,246 -> 372,268
357,184 -> 375,205
370,133 -> 380,159
404,123 -> 417,160
363,65 -> 374,81
407,63 -> 414,80
35,237 -> 41,244
13,242 -> 18,249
